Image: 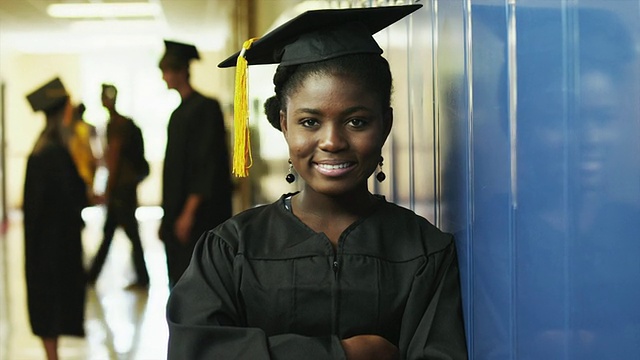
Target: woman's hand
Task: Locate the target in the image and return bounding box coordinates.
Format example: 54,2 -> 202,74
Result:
341,335 -> 399,360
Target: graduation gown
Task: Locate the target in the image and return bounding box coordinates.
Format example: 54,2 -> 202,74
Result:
161,91 -> 232,234
161,91 -> 232,284
167,194 -> 467,359
23,140 -> 87,337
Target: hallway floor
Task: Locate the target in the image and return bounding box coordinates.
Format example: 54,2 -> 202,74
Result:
0,206 -> 170,359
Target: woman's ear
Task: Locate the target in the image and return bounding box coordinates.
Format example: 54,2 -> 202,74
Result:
280,110 -> 288,137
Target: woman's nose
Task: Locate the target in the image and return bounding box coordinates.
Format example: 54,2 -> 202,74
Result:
318,124 -> 347,152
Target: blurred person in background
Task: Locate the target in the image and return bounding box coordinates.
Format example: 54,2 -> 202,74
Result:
23,77 -> 88,360
158,40 -> 233,288
62,102 -> 100,202
86,84 -> 150,288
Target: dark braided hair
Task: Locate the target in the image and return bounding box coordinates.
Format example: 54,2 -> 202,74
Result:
264,53 -> 393,131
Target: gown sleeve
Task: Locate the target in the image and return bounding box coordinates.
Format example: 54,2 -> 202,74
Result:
166,231 -> 347,360
401,240 -> 468,359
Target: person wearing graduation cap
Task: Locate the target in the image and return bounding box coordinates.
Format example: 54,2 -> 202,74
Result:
158,40 -> 233,288
23,77 -> 88,360
166,4 -> 467,359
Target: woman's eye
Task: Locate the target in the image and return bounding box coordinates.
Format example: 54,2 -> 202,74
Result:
301,119 -> 319,127
348,118 -> 368,128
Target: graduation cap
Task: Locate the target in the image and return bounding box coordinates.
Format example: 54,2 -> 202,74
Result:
159,40 -> 200,70
220,4 -> 422,177
26,77 -> 69,113
218,4 -> 422,68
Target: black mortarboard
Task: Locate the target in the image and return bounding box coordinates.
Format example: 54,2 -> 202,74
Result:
220,4 -> 422,177
26,77 -> 69,112
218,4 -> 422,68
159,40 -> 200,70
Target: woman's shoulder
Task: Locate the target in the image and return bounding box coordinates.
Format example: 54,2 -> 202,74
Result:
208,194 -> 297,251
372,197 -> 443,230
365,197 -> 455,256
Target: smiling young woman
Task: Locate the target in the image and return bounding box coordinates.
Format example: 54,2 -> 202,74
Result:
166,5 -> 468,360
281,65 -> 392,211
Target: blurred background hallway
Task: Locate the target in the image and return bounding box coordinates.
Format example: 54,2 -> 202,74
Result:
0,1 -> 367,359
0,205 -> 169,359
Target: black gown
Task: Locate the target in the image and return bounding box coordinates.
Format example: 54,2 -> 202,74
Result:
23,140 -> 87,337
167,194 -> 467,359
161,91 -> 232,286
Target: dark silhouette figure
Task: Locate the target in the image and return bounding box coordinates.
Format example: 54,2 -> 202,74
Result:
24,77 -> 88,360
87,84 -> 150,288
158,40 -> 233,288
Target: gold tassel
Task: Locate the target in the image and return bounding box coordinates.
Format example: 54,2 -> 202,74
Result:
232,38 -> 257,177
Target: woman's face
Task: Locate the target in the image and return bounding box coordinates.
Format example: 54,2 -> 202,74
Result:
280,72 -> 392,197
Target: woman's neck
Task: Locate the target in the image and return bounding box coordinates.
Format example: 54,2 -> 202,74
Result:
294,187 -> 376,219
291,188 -> 377,246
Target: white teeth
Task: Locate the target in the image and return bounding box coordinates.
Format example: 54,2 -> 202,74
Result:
318,163 -> 350,170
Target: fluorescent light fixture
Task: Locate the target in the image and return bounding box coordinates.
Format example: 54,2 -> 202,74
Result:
69,19 -> 165,33
47,2 -> 162,19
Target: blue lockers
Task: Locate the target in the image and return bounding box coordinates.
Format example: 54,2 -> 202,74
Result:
388,1 -> 640,358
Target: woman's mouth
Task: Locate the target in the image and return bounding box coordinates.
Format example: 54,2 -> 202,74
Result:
314,162 -> 355,177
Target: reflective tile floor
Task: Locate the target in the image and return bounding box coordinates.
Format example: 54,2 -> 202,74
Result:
0,206 -> 170,359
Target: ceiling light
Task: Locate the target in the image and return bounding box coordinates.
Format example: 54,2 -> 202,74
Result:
47,2 -> 162,19
69,19 -> 165,33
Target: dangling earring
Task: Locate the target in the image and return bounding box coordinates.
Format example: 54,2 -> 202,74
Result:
376,156 -> 386,182
286,159 -> 296,183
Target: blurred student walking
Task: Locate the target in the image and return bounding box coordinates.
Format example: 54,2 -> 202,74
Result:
86,84 -> 150,288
